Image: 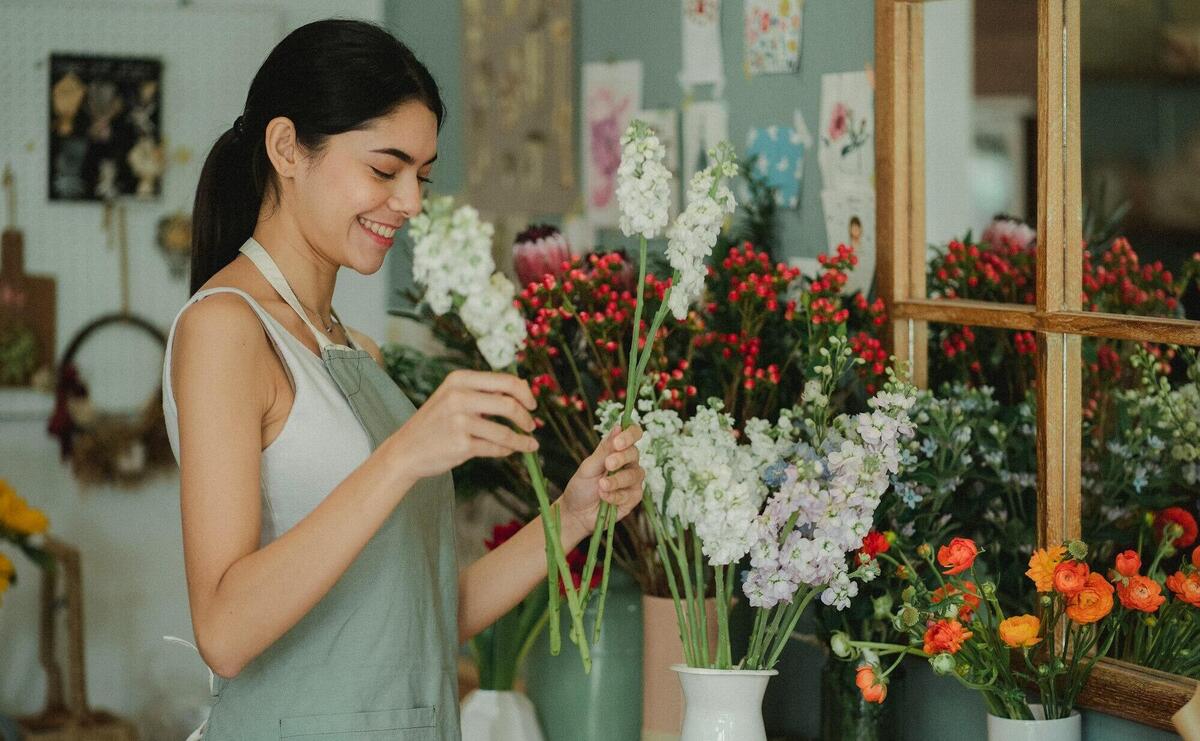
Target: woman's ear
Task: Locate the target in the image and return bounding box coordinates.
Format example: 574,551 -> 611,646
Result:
264,116 -> 299,180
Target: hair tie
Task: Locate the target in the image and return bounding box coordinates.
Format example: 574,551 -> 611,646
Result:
231,115 -> 246,142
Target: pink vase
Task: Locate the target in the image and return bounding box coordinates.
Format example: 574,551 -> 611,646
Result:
641,596 -> 720,741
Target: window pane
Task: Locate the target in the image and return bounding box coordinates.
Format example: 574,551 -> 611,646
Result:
1081,0 -> 1200,320
925,0 -> 1039,304
1080,342 -> 1200,679
926,324 -> 1039,612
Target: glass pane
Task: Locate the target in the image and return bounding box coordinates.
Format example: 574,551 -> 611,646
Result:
925,324 -> 1039,612
925,0 -> 1039,304
921,0 -> 1036,260
1080,340 -> 1200,679
1082,1 -> 1200,320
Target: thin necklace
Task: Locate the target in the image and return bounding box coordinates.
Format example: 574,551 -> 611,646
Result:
299,301 -> 334,334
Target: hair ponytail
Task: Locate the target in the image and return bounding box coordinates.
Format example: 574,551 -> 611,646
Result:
190,126 -> 268,293
188,20 -> 444,294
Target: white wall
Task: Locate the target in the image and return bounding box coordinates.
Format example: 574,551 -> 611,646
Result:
0,1 -> 385,736
924,0 -> 974,247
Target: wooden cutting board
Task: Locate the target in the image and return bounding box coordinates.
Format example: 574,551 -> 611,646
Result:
0,229 -> 57,385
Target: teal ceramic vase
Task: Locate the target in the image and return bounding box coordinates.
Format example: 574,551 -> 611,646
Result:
524,567 -> 643,741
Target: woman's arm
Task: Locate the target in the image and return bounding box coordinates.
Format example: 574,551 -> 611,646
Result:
457,502 -> 587,644
175,300 -> 539,678
457,426 -> 644,643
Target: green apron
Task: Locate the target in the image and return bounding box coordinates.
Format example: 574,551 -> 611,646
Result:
196,240 -> 460,740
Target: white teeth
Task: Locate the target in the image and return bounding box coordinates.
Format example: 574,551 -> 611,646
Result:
358,217 -> 396,239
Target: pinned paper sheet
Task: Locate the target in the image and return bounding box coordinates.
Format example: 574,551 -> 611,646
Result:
745,125 -> 805,209
682,100 -> 730,192
818,70 -> 874,192
744,0 -> 804,76
637,108 -> 681,217
582,61 -> 643,228
821,186 -> 876,295
679,0 -> 725,96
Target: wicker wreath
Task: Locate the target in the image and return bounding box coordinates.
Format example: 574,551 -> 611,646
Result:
47,313 -> 173,488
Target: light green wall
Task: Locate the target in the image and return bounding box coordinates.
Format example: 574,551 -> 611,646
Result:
382,3 -> 1183,738
386,0 -> 874,309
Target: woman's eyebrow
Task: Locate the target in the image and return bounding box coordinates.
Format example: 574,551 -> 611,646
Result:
371,148 -> 438,166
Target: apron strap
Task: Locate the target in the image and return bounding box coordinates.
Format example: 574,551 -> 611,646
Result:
239,239 -> 357,351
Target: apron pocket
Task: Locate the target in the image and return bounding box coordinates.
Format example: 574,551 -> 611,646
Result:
279,706 -> 436,740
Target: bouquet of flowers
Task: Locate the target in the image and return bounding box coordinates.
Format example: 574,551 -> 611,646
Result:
610,335 -> 917,671
833,537 -> 1120,720
1107,505 -> 1200,678
813,382 -> 993,657
574,121 -> 740,638
408,195 -> 599,669
0,478 -> 51,606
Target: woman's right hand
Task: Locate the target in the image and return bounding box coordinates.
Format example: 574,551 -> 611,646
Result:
384,369 -> 539,481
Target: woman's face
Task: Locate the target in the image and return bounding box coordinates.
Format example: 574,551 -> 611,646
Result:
291,100 -> 438,276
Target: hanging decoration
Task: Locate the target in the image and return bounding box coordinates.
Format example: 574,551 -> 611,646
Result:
48,54 -> 163,202
46,313 -> 172,488
744,0 -> 804,76
462,0 -> 575,214
155,211 -> 192,280
744,124 -> 806,209
581,60 -> 643,228
45,200 -> 171,487
679,0 -> 725,95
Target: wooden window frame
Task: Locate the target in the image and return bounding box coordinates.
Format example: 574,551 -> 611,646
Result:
875,0 -> 1200,730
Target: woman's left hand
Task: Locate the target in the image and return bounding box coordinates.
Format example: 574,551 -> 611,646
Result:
560,425 -> 645,539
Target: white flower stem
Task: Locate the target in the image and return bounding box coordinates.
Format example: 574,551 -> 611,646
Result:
579,235 -> 650,636
521,448 -> 591,672
643,497 -> 697,665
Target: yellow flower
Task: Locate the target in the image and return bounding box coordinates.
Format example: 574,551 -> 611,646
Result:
0,551 -> 13,603
0,479 -> 49,536
999,614 -> 1041,648
1026,545 -> 1067,592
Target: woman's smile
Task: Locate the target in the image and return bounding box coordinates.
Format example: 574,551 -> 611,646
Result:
357,215 -> 398,247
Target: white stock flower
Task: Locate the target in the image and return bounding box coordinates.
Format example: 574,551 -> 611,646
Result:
616,120 -> 672,240
663,141 -> 739,319
409,196 -> 526,369
410,196 -> 496,316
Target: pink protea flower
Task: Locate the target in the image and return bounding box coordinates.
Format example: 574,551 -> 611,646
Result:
981,216 -> 1036,252
513,224 -> 572,287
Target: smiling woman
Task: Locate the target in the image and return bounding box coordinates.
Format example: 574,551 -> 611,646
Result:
162,18 -> 645,741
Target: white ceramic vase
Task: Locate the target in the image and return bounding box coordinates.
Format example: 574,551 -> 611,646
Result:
672,664 -> 777,741
986,704 -> 1081,741
460,689 -> 546,741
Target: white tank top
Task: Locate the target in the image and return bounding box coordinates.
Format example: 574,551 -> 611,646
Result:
161,283 -> 373,545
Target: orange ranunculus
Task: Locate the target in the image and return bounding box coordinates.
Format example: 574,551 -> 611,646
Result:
1192,545 -> 1200,571
1117,575 -> 1166,613
855,664 -> 887,704
1115,550 -> 1141,578
999,614 -> 1041,648
1053,561 -> 1091,598
1167,571 -> 1200,608
931,581 -> 981,621
1026,545 -> 1068,592
923,619 -> 974,655
937,537 -> 978,575
1066,573 -> 1115,624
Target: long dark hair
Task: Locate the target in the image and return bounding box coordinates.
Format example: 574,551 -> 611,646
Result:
190,19 -> 444,293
